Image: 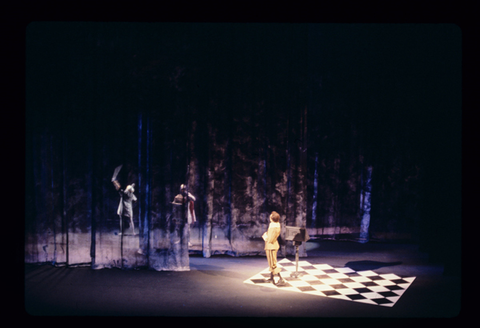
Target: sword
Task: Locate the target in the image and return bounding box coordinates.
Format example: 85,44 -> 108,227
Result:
112,165 -> 123,190
112,165 -> 123,182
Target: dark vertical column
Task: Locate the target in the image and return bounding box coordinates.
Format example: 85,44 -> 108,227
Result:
285,117 -> 292,227
224,119 -> 233,253
30,130 -> 44,263
359,166 -> 372,243
137,112 -> 143,239
39,130 -> 51,263
50,123 -> 67,266
61,121 -> 69,266
137,111 -> 152,261
311,152 -> 319,230
203,123 -> 215,258
258,105 -> 268,236
86,121 -> 94,266
145,115 -> 152,259
297,105 -> 308,257
25,112 -> 37,263
49,134 -> 57,263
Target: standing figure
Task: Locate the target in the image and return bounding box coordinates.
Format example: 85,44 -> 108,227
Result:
113,180 -> 137,236
180,184 -> 196,247
262,211 -> 286,285
172,184 -> 196,247
180,184 -> 196,226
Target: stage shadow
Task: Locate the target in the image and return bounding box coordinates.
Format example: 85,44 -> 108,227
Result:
189,263 -> 225,271
344,260 -> 402,271
189,263 -> 247,279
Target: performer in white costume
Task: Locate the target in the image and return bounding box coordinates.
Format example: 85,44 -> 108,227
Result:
112,165 -> 137,236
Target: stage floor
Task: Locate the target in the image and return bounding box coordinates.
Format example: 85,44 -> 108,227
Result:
23,240 -> 461,319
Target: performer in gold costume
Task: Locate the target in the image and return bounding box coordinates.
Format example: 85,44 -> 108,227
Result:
263,211 -> 285,285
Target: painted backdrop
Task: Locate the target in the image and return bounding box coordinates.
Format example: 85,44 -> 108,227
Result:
25,23 -> 461,271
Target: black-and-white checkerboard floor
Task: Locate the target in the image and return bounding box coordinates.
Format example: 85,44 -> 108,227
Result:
244,258 -> 415,307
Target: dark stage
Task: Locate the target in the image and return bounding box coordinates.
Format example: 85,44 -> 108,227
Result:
24,22 -> 462,323
24,240 -> 460,318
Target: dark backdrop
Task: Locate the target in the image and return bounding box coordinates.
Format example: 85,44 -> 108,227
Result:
25,23 -> 461,273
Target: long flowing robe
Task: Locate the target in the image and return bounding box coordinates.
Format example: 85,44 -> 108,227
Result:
117,188 -> 137,218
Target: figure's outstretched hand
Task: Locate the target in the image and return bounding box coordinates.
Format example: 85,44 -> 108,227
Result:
113,180 -> 121,191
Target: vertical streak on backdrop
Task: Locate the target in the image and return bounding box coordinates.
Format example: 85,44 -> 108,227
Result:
359,166 -> 373,243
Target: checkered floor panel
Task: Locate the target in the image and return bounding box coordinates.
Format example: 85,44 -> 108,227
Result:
243,258 -> 415,307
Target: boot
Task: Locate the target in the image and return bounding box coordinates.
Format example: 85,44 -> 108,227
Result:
265,272 -> 274,283
274,272 -> 286,286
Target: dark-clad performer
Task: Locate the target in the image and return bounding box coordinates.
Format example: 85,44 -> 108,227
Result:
262,211 -> 286,285
171,184 -> 196,247
180,184 -> 196,226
